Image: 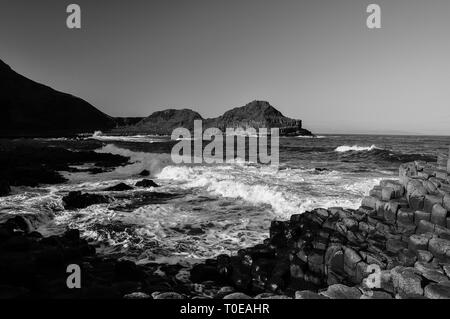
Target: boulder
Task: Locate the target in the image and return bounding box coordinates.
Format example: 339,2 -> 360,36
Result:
381,187 -> 395,201
414,211 -> 431,226
295,290 -> 329,299
431,204 -> 448,226
320,284 -> 362,299
62,191 -> 111,209
416,250 -> 433,263
443,193 -> 450,211
135,179 -> 159,188
424,283 -> 450,299
397,208 -> 414,226
124,292 -> 151,299
138,170 -> 150,177
360,290 -> 393,299
408,235 -> 430,252
104,183 -> 134,191
391,267 -> 424,297
428,238 -> 450,259
417,220 -> 436,235
153,292 -> 185,299
4,215 -> 33,233
223,292 -> 252,299
424,195 -> 443,213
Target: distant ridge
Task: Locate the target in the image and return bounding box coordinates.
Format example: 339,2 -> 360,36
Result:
0,59 -> 116,137
115,100 -> 314,136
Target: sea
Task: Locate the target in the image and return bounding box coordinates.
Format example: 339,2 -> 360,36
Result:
1,133 -> 449,266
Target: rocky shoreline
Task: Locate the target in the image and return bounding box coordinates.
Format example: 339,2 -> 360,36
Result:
1,142 -> 450,299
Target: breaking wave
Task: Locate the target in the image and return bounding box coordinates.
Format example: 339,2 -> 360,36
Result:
335,144 -> 379,152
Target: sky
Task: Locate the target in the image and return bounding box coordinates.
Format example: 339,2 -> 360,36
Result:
1,0 -> 449,135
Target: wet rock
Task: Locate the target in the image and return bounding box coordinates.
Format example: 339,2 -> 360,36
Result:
153,292 -> 185,299
223,292 -> 252,299
386,239 -> 407,254
428,238 -> 450,259
408,235 -> 430,252
424,283 -> 450,299
295,290 -> 329,299
414,211 -> 431,226
431,204 -> 448,227
391,267 -> 424,297
62,191 -> 111,209
360,290 -> 393,299
123,292 -> 151,299
139,170 -> 150,177
135,179 -> 159,188
416,250 -> 434,263
215,286 -> 235,298
4,215 -> 33,233
320,284 -> 362,299
104,183 -> 134,191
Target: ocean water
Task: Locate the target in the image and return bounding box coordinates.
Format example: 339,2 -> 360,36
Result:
1,134 -> 449,265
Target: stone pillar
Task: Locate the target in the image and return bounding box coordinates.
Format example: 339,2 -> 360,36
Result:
448,147 -> 450,173
437,151 -> 448,171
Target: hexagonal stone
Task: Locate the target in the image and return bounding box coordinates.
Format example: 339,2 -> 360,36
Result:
428,237 -> 450,259
408,235 -> 430,252
382,187 -> 395,201
370,186 -> 382,199
414,211 -> 431,226
384,200 -> 402,223
443,193 -> 450,211
417,220 -> 436,234
416,250 -> 433,263
431,204 -> 448,227
397,208 -> 414,226
387,239 -> 408,254
409,195 -> 425,211
424,283 -> 450,299
424,195 -> 443,213
362,196 -> 378,209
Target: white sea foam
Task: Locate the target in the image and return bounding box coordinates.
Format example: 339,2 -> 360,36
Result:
95,144 -> 172,176
334,144 -> 379,152
90,131 -> 168,143
158,163 -> 381,218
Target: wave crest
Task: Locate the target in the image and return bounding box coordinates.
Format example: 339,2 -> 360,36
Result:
335,144 -> 379,152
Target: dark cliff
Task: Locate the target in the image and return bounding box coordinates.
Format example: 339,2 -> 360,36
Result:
0,59 -> 116,137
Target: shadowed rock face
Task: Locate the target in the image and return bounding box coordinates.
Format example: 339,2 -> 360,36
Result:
0,59 -> 116,137
125,109 -> 203,135
117,100 -> 314,136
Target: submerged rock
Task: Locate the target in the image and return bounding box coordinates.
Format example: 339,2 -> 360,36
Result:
135,179 -> 159,188
104,183 -> 134,191
139,170 -> 150,177
62,191 -> 111,209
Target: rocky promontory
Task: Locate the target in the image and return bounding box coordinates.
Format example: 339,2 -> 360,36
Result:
113,100 -> 314,137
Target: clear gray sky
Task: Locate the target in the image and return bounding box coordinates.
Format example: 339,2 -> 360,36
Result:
1,0 -> 449,135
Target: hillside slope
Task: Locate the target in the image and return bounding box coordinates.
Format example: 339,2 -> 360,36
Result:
0,59 -> 115,136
